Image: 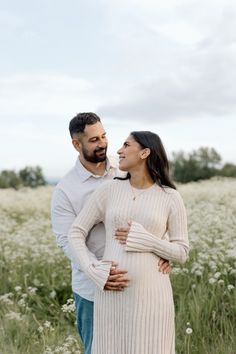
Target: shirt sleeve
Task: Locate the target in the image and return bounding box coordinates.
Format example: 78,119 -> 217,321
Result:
125,191 -> 189,264
51,188 -> 98,266
68,183 -> 112,290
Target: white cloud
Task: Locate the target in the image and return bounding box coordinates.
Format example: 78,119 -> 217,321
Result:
98,51 -> 236,123
0,10 -> 24,30
153,23 -> 205,45
98,0 -> 236,123
0,74 -> 99,117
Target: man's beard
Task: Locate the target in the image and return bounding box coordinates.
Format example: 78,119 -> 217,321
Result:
82,146 -> 107,163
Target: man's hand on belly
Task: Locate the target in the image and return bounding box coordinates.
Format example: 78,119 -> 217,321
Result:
104,261 -> 130,291
114,225 -> 130,244
159,258 -> 172,274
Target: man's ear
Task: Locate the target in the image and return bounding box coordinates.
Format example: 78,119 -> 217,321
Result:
140,148 -> 151,159
72,138 -> 81,152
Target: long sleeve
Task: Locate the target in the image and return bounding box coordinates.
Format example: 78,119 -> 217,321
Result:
68,183 -> 112,290
51,188 -> 98,266
125,190 -> 189,264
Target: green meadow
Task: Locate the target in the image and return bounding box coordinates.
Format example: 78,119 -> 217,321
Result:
0,178 -> 235,353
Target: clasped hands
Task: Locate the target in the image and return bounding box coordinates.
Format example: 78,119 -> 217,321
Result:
104,224 -> 171,292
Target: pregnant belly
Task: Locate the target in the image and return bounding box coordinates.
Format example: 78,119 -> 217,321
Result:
102,246 -> 173,302
103,244 -> 162,281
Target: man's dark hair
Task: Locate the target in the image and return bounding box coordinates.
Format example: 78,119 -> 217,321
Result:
69,112 -> 101,138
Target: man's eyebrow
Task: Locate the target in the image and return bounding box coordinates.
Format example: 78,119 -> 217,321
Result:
88,132 -> 106,140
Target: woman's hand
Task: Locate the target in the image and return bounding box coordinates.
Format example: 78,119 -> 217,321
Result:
114,225 -> 130,244
115,224 -> 172,275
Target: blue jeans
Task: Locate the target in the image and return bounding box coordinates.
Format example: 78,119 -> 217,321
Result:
74,292 -> 94,354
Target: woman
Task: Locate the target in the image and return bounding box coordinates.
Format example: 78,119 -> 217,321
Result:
69,131 -> 189,354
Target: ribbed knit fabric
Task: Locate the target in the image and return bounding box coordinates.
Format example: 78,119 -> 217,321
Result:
69,179 -> 189,354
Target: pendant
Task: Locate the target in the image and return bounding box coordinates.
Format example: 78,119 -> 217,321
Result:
133,196 -> 136,201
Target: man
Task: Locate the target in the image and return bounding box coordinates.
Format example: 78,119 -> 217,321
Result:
51,112 -> 170,354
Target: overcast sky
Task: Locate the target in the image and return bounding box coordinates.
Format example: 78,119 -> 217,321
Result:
1,0 -> 236,179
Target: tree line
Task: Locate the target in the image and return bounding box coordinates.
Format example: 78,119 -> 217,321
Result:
171,147 -> 236,183
0,147 -> 236,189
0,166 -> 46,189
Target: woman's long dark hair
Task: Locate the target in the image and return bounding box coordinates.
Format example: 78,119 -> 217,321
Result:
116,131 -> 176,190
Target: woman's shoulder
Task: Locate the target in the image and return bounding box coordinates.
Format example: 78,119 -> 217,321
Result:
162,186 -> 179,195
161,187 -> 186,213
160,185 -> 184,202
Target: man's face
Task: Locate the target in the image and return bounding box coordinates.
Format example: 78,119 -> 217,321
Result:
77,122 -> 108,163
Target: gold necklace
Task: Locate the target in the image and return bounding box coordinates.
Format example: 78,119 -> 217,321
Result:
130,184 -> 154,201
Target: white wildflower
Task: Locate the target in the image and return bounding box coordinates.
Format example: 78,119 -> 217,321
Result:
209,278 -> 216,284
49,290 -> 56,299
62,299 -> 75,313
44,321 -> 51,328
38,326 -> 44,333
5,311 -> 23,321
214,272 -> 221,279
186,327 -> 193,335
18,298 -> 26,307
28,286 -> 37,294
227,284 -> 235,291
14,286 -> 22,292
0,293 -> 14,305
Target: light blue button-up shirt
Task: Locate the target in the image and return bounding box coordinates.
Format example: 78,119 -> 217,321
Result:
51,156 -> 124,301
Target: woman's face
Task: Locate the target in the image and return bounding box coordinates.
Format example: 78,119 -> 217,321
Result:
117,135 -> 144,171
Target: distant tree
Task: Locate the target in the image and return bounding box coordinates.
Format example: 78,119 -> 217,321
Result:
0,170 -> 21,189
170,151 -> 196,183
171,147 -> 222,183
220,163 -> 236,178
19,166 -> 46,188
191,147 -> 221,169
0,166 -> 47,189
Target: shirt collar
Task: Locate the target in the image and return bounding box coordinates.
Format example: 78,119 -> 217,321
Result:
75,156 -> 118,182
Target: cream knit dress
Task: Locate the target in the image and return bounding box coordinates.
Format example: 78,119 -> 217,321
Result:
69,179 -> 189,354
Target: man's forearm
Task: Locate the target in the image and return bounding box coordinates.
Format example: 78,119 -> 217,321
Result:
56,233 -> 98,266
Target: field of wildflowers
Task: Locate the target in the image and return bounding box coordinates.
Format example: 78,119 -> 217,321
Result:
0,178 -> 235,354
